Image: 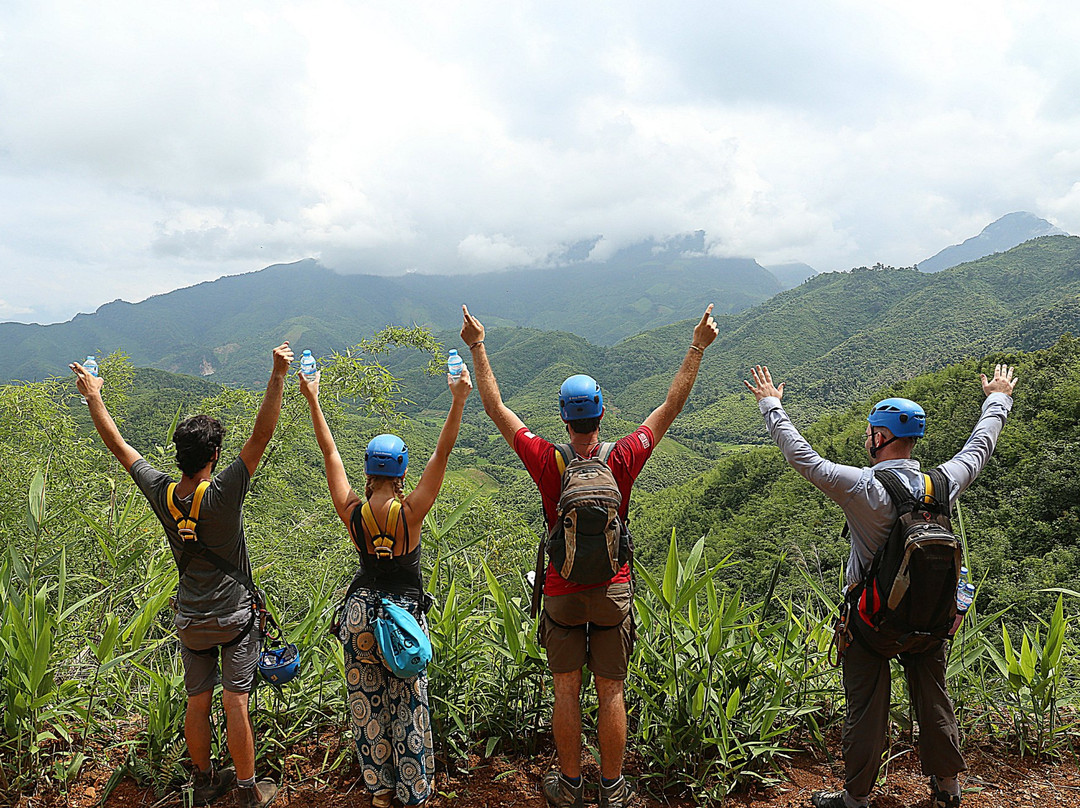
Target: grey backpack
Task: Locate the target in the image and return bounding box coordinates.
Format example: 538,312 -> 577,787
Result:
530,444 -> 631,616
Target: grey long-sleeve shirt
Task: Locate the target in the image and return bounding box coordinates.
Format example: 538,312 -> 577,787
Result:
758,392 -> 1013,588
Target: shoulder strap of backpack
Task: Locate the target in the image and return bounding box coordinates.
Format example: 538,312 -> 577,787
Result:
595,442 -> 616,465
554,444 -> 576,477
873,468 -> 917,514
926,467 -> 952,515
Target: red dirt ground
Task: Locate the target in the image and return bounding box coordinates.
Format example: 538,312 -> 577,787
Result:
16,737 -> 1080,808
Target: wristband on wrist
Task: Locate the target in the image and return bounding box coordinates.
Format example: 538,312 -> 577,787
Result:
689,343 -> 704,354
470,340 -> 484,350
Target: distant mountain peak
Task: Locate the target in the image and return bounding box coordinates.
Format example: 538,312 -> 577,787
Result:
919,212 -> 1068,273
764,262 -> 818,290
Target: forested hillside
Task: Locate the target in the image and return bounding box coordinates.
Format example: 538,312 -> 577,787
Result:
0,246 -> 779,384
630,336 -> 1080,619
4,322 -> 1080,806
648,236 -> 1080,447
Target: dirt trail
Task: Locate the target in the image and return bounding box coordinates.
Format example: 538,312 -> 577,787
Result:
22,741 -> 1080,808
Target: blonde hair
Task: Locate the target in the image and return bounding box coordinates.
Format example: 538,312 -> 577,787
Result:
365,474 -> 405,504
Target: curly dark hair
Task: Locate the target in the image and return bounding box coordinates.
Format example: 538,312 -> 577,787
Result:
173,415 -> 226,476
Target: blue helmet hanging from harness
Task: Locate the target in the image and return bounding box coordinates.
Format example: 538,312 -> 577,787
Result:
365,434 -> 408,476
258,641 -> 300,686
559,375 -> 604,421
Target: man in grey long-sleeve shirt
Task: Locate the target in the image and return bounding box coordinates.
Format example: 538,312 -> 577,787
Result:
745,364 -> 1017,808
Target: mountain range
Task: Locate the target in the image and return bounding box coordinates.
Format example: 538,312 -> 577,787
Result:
355,233 -> 1080,462
918,211 -> 1067,273
0,234 -> 781,384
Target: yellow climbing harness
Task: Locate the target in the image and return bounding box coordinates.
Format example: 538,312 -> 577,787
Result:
166,480 -> 211,541
359,499 -> 403,559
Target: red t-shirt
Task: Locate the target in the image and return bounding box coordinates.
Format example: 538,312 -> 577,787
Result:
513,425 -> 655,596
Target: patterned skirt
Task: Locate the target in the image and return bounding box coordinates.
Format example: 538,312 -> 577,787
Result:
339,586 -> 435,805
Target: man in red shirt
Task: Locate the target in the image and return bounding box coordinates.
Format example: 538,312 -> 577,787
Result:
460,304 -> 718,808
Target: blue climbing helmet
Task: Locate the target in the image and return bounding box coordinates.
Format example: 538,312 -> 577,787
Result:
867,397 -> 926,439
365,434 -> 408,476
258,641 -> 300,687
559,374 -> 604,421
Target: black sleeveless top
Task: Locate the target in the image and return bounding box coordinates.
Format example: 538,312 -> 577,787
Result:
349,500 -> 424,601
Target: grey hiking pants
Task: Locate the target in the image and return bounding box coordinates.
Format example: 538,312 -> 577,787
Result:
842,628 -> 966,803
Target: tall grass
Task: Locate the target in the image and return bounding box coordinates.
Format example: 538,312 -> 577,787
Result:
4,510 -> 1078,805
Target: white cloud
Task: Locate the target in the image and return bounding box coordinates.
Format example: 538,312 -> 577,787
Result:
3,0 -> 1080,322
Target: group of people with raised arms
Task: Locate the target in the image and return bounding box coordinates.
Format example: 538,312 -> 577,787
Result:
71,302 -> 1016,808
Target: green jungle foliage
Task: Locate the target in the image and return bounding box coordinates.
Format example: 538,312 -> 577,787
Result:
2,327 -> 1080,805
631,336 -> 1080,621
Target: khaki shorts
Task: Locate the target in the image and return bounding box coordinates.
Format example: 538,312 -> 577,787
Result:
175,608 -> 261,696
541,581 -> 634,681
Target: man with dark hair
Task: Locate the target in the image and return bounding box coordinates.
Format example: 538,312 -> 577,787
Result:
745,363 -> 1017,808
173,414 -> 226,475
461,304 -> 718,808
71,343 -> 293,808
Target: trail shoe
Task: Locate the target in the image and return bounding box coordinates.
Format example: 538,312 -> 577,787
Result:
810,791 -> 861,808
372,791 -> 394,808
930,775 -> 961,807
599,775 -> 633,808
542,771 -> 584,808
235,780 -> 279,808
192,765 -> 235,805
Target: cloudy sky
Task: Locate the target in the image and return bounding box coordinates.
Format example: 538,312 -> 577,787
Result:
3,0 -> 1080,324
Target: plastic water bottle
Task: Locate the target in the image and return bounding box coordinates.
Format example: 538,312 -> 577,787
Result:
951,578 -> 975,636
957,582 -> 975,614
300,350 -> 316,376
447,349 -> 464,377
80,356 -> 98,404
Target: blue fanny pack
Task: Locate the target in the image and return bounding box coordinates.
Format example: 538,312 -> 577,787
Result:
375,598 -> 432,678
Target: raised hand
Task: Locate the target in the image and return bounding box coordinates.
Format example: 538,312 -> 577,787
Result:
70,361 -> 105,398
448,366 -> 472,402
744,364 -> 785,401
461,304 -> 485,348
693,303 -> 719,351
981,363 -> 1018,396
272,342 -> 294,377
298,369 -> 320,401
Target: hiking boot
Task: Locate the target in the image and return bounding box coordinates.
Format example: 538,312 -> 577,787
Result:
542,771 -> 584,808
599,775 -> 633,808
192,765 -> 235,805
930,775 -> 961,807
235,780 -> 279,808
810,791 -> 857,808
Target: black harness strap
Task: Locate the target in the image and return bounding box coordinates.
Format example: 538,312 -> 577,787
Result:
168,483 -> 271,656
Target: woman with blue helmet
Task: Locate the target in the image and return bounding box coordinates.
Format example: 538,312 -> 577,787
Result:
299,362 -> 472,807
